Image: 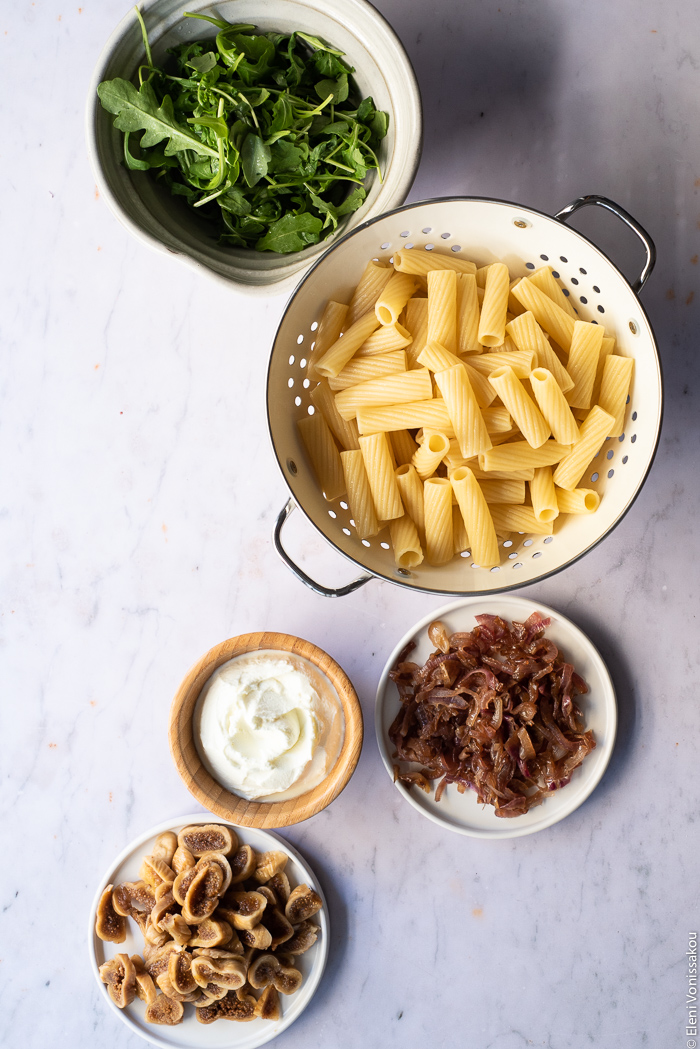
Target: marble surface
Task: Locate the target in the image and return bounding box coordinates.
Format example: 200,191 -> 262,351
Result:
2,1 -> 699,1046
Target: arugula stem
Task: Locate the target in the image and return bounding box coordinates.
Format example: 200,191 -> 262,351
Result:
134,6 -> 154,69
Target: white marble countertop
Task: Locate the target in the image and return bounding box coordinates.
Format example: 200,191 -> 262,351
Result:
3,1 -> 699,1046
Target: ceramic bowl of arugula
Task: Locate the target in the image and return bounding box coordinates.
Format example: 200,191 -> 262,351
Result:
87,0 -> 422,292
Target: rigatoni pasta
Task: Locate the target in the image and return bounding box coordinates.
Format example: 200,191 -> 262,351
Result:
340,450 -> 379,539
295,247 -> 633,572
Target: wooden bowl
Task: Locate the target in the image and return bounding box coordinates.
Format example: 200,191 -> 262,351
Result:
169,632 -> 363,828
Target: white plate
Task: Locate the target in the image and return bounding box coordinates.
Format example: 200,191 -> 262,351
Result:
375,595 -> 616,839
88,815 -> 329,1048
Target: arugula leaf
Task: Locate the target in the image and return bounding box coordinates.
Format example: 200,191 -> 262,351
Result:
241,133 -> 271,186
269,139 -> 305,174
336,185 -> 367,215
295,32 -> 345,56
187,52 -> 217,73
97,79 -> 218,157
256,213 -> 323,253
314,74 -> 349,104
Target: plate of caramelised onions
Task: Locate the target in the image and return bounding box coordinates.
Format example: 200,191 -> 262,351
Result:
375,595 -> 616,839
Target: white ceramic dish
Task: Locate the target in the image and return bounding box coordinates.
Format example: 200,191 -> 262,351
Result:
88,814 -> 329,1048
86,0 -> 422,294
375,595 -> 616,839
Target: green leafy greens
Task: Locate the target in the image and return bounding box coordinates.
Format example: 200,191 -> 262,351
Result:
97,9 -> 389,254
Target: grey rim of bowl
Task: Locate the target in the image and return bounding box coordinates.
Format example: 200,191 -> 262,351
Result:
84,0 -> 423,295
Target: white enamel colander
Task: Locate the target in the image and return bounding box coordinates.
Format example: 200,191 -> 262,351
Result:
267,195 -> 661,597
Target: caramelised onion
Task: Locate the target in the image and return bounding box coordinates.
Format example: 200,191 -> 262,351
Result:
388,613 -> 595,817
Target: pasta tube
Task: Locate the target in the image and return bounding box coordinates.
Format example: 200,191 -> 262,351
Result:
452,504 -> 469,554
404,298 -> 430,366
566,320 -> 604,409
315,311 -> 381,378
354,322 -> 413,358
334,369 -> 433,421
555,488 -> 601,513
479,440 -> 571,472
598,355 -> 634,437
488,366 -> 551,448
450,466 -> 499,567
465,349 -> 537,380
481,406 -> 512,433
478,263 -> 510,348
506,311 -> 574,392
340,450 -> 379,539
359,433 -> 403,520
395,463 -> 425,543
417,340 -> 463,372
310,380 -> 360,450
530,466 -> 559,523
393,248 -> 476,276
328,351 -> 407,391
511,278 -> 576,351
427,270 -> 457,353
346,260 -> 393,327
590,335 -> 616,407
307,301 -> 348,380
356,399 -> 453,435
478,479 -> 526,505
529,368 -> 580,445
389,516 -> 424,570
297,414 -> 346,501
423,478 -> 454,565
457,273 -> 481,354
390,429 -> 419,467
552,406 -> 615,491
435,365 -> 492,459
489,505 -> 554,536
376,273 -> 418,325
411,431 -> 450,480
527,266 -> 578,319
462,360 -> 498,408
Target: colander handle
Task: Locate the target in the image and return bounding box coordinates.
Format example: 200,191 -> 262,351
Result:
273,499 -> 373,598
554,195 -> 656,294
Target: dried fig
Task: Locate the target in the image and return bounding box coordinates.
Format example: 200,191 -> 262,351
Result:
254,850 -> 288,883
178,824 -> 237,857
285,884 -> 323,924
131,958 -> 158,1006
188,918 -> 233,949
112,881 -> 155,918
150,890 -> 177,930
151,831 -> 177,866
181,863 -> 223,923
239,923 -> 272,950
168,950 -> 198,996
263,906 -> 294,949
172,845 -> 195,874
255,984 -> 281,1021
191,954 -> 247,991
256,886 -> 277,907
158,913 -> 191,945
229,845 -> 257,884
140,856 -> 176,890
144,941 -> 180,981
197,851 -> 232,894
145,993 -> 184,1026
143,917 -> 169,948
223,891 -> 267,931
95,885 -> 126,944
284,920 -> 319,955
196,988 -> 256,1023
99,953 -> 136,1008
247,953 -> 302,995
266,871 -> 291,905
172,866 -> 199,906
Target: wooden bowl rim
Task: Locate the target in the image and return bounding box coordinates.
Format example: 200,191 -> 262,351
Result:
168,632 -> 363,828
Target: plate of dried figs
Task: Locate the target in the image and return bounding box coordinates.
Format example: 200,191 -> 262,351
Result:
89,814 -> 329,1048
